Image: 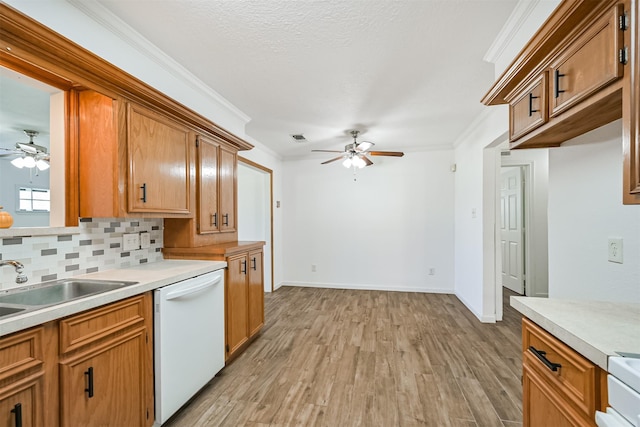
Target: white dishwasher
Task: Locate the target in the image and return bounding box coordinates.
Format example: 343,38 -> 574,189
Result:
154,270 -> 225,426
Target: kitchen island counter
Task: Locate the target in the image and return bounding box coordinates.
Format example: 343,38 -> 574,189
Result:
0,259 -> 226,336
511,297 -> 640,370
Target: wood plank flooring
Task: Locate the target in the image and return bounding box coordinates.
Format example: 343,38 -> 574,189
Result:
166,287 -> 524,427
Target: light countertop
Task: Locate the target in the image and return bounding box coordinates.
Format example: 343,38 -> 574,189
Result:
511,296 -> 640,371
0,259 -> 227,336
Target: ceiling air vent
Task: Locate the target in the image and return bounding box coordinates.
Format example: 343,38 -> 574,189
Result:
290,134 -> 307,143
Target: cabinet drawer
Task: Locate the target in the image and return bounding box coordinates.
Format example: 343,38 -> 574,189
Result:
508,72 -> 548,141
59,295 -> 147,354
550,4 -> 624,117
0,327 -> 44,382
522,318 -> 598,419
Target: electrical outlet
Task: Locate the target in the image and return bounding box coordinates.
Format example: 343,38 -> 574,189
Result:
608,238 -> 623,263
123,233 -> 140,251
311,264 -> 317,272
140,232 -> 151,249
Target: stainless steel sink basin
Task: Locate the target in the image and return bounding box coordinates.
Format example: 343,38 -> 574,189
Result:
0,306 -> 25,317
0,279 -> 137,307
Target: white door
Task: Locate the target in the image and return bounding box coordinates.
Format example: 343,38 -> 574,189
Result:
500,167 -> 525,294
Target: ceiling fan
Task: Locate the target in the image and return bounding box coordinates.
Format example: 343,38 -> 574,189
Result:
312,130 -> 404,168
0,130 -> 50,170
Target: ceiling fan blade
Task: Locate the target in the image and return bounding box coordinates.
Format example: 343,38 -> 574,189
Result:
355,141 -> 374,152
312,149 -> 344,153
321,155 -> 346,165
369,151 -> 404,157
362,156 -> 373,167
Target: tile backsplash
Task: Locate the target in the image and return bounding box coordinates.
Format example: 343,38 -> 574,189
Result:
0,218 -> 163,290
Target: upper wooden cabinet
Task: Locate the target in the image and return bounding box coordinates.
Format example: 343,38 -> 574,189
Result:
127,103 -> 191,214
78,90 -> 195,218
483,0 -> 640,204
197,136 -> 237,235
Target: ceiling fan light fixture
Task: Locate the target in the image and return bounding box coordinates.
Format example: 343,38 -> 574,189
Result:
352,156 -> 366,169
11,157 -> 25,168
22,156 -> 36,168
342,157 -> 352,168
36,159 -> 50,171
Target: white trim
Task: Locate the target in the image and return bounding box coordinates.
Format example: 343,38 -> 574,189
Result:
282,281 -> 453,294
67,0 -> 251,125
455,291 -> 497,323
483,0 -> 541,64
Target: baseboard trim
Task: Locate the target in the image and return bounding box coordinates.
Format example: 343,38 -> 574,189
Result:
454,291 -> 496,323
282,281 -> 453,294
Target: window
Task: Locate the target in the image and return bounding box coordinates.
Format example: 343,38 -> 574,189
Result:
18,187 -> 51,212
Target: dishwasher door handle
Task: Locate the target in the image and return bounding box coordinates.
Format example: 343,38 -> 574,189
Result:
165,275 -> 222,300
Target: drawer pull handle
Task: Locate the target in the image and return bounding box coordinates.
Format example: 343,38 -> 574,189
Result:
85,366 -> 94,398
554,69 -> 566,98
140,183 -> 147,203
529,346 -> 562,372
528,93 -> 539,116
11,403 -> 22,427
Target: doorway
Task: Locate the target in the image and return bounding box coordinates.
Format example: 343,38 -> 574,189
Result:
238,157 -> 274,292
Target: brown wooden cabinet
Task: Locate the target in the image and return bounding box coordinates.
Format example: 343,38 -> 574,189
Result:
507,72 -> 549,141
126,102 -> 192,215
163,242 -> 265,363
0,325 -> 57,427
197,135 -> 237,235
521,318 -> 605,427
483,0 -> 639,204
58,293 -> 154,427
78,90 -> 194,218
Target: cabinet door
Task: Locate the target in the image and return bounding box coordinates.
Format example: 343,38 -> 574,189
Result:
197,135 -> 220,234
127,103 -> 191,214
248,249 -> 264,337
523,362 -> 588,427
550,5 -> 624,117
226,254 -> 249,359
0,376 -> 40,427
509,72 -> 548,141
59,331 -> 148,427
218,146 -> 237,233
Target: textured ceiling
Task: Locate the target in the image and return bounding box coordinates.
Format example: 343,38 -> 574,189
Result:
96,0 -> 517,158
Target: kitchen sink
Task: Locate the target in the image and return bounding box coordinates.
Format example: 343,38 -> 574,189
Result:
0,279 -> 137,307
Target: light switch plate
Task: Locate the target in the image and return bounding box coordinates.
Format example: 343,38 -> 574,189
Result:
608,238 -> 623,263
123,233 -> 140,251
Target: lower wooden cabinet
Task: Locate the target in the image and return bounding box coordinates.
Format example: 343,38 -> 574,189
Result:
0,293 -> 153,427
521,318 -> 605,427
0,324 -> 57,427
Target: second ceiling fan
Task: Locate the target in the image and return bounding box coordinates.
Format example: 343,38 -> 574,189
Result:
312,130 -> 404,168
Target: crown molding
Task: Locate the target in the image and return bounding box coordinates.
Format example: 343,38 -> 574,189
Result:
66,0 -> 251,125
483,0 -> 541,65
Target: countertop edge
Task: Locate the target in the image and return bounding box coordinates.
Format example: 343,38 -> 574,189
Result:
510,296 -> 640,371
0,259 -> 227,337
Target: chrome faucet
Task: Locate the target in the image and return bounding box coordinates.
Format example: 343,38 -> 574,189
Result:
0,260 -> 28,284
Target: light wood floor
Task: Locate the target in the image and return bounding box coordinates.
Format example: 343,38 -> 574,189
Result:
166,287 -> 523,427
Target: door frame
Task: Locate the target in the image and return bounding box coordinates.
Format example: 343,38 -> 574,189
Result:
238,156 -> 275,292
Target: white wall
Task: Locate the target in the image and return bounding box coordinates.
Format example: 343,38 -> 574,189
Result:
548,120 -> 640,303
282,150 -> 455,293
453,108 -> 508,322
